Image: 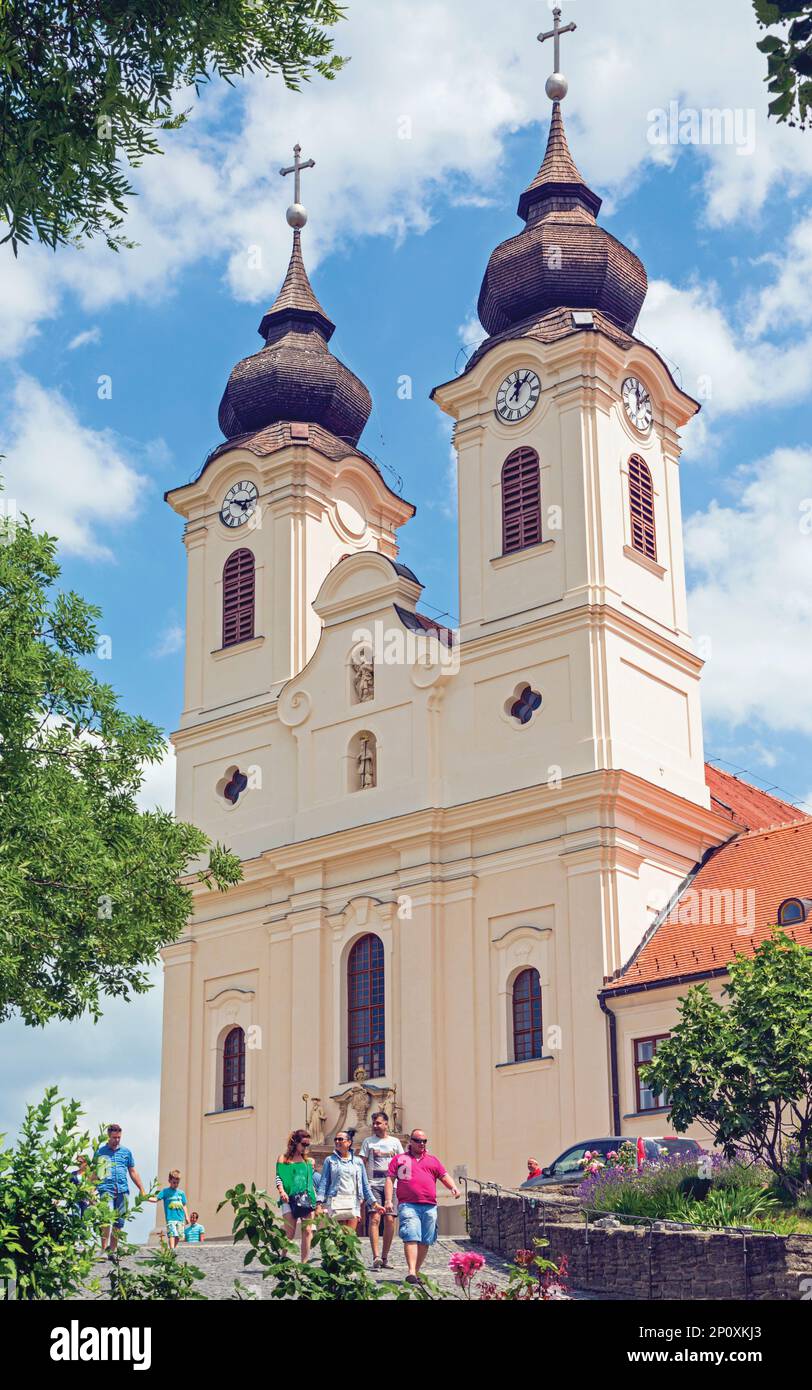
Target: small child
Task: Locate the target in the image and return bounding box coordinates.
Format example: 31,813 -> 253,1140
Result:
149,1169 -> 189,1249
184,1211 -> 206,1243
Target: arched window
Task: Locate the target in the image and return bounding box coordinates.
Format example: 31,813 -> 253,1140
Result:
347,934 -> 385,1080
512,968 -> 543,1062
778,897 -> 811,926
222,549 -> 255,648
502,448 -> 541,555
222,1027 -> 246,1110
628,456 -> 657,562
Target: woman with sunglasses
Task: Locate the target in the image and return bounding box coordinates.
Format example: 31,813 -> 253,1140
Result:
315,1130 -> 381,1233
276,1129 -> 318,1260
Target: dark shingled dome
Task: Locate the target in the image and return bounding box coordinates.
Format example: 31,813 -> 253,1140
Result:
218,230 -> 372,446
478,103 -> 647,338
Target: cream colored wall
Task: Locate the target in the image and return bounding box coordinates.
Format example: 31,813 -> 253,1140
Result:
609,982 -> 728,1148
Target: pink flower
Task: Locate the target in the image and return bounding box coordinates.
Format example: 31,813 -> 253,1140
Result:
449,1251 -> 486,1287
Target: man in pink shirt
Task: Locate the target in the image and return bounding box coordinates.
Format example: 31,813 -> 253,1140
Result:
384,1130 -> 461,1284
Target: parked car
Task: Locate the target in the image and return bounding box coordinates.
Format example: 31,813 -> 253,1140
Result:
519,1136 -> 703,1189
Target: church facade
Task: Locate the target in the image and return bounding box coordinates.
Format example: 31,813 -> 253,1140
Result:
155,68 -> 803,1236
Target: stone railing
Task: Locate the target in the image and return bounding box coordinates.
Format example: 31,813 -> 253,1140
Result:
466,1185 -> 812,1301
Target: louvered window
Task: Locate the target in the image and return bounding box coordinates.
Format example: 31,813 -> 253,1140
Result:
628,457 -> 657,562
512,968 -> 543,1062
347,934 -> 385,1081
223,1027 -> 246,1110
502,448 -> 541,554
222,549 -> 255,648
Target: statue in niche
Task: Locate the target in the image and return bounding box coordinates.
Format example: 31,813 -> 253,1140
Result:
357,735 -> 375,790
352,649 -> 374,704
303,1094 -> 327,1145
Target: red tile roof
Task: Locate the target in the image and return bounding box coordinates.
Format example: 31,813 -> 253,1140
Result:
605,817 -> 812,992
704,762 -> 802,831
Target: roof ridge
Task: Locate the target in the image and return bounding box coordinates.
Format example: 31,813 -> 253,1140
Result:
731,816 -> 812,841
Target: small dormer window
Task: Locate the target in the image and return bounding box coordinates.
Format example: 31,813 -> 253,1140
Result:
777,897 -> 812,926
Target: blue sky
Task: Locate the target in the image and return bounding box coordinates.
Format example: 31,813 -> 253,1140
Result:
2,0 -> 812,1235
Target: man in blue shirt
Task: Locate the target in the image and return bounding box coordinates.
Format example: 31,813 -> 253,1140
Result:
93,1123 -> 146,1257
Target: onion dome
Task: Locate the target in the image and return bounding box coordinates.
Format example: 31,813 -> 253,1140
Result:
218,228 -> 372,446
478,103 -> 647,338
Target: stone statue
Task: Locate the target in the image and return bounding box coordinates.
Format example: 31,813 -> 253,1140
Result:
352,650 -> 374,704
357,736 -> 375,790
303,1094 -> 327,1146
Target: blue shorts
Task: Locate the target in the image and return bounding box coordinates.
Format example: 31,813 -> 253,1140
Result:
100,1191 -> 128,1229
398,1202 -> 438,1246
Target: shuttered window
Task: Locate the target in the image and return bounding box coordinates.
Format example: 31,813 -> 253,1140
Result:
223,1027 -> 246,1110
347,934 -> 385,1081
629,456 -> 657,562
512,968 -> 543,1062
222,549 -> 255,648
502,448 -> 541,554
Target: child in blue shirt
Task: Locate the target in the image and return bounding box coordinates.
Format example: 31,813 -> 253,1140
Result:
149,1169 -> 189,1248
184,1211 -> 206,1243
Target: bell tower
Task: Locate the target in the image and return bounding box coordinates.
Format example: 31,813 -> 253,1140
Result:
432,9 -> 709,808
166,149 -> 414,743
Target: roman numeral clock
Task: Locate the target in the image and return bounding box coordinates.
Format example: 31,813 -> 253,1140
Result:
495,369 -> 541,423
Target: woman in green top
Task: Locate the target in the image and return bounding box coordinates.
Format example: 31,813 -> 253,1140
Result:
276,1129 -> 317,1260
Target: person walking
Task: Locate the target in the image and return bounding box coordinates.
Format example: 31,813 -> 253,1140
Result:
149,1169 -> 190,1249
384,1130 -> 460,1285
359,1112 -> 403,1269
275,1129 -> 318,1261
93,1123 -> 147,1257
316,1130 -> 381,1233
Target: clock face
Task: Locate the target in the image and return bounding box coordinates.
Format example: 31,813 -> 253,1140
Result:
496,369 -> 541,423
220,480 -> 259,529
622,376 -> 653,433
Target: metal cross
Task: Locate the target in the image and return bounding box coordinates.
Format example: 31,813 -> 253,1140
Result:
538,6 -> 577,69
280,143 -> 316,204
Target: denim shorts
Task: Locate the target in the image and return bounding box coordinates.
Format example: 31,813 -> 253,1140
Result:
398,1202 -> 438,1245
101,1191 -> 128,1229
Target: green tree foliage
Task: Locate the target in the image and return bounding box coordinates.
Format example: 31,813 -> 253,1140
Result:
0,0 -> 347,254
0,1088 -> 109,1299
0,501 -> 241,1025
109,1243 -> 207,1300
754,1 -> 812,126
643,932 -> 812,1198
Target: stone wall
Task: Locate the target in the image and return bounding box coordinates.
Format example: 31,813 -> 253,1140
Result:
468,1190 -> 812,1300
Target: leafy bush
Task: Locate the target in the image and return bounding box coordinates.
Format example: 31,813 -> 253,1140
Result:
0,1088 -> 109,1299
109,1245 -> 206,1300
578,1154 -> 780,1229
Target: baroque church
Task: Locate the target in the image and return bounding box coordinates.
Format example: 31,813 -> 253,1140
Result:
156,15 -> 812,1236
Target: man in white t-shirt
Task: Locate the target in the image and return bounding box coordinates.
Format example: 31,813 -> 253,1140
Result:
360,1112 -> 403,1270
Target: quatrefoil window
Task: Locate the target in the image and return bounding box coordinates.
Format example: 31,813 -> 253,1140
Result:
509,686 -> 542,726
223,770 -> 249,805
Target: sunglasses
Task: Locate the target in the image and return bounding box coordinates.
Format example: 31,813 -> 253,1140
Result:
411,1137 -> 428,1145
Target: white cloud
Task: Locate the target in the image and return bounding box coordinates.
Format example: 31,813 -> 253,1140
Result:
68,326 -> 102,350
2,377 -> 146,559
152,623 -> 184,660
686,447 -> 812,735
5,1 -> 812,360
137,746 -> 176,815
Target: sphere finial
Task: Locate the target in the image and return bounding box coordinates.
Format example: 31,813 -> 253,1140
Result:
545,72 -> 569,102
538,6 -> 577,103
287,203 -> 308,229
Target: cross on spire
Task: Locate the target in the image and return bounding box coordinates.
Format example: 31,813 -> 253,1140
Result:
538,5 -> 577,72
280,143 -> 316,206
